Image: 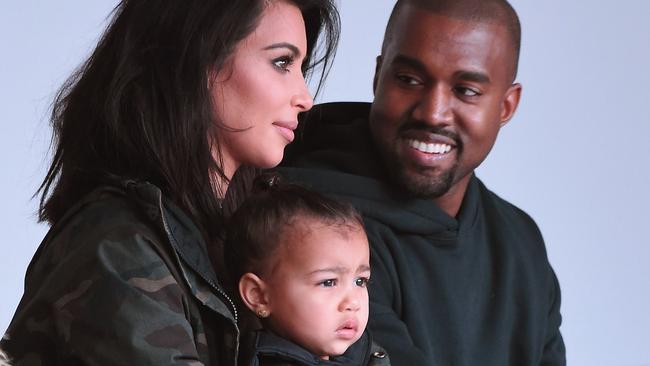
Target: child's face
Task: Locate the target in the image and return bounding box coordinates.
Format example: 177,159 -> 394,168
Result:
264,220 -> 370,359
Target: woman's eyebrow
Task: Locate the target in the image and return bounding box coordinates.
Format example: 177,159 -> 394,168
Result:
263,42 -> 301,57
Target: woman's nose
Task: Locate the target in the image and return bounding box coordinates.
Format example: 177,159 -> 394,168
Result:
292,76 -> 314,112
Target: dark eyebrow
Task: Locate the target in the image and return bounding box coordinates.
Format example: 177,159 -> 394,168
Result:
392,54 -> 491,84
455,70 -> 491,84
263,42 -> 301,57
391,54 -> 428,73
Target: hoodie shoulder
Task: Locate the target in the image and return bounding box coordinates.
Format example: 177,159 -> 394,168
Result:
282,102 -> 383,176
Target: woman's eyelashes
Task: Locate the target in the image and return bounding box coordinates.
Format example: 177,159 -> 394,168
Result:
272,55 -> 295,73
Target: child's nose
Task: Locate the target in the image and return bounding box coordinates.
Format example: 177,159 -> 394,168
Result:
339,293 -> 361,312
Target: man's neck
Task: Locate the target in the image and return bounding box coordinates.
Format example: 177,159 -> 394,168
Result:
433,174 -> 473,218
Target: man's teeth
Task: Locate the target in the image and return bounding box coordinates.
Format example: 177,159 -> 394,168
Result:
407,139 -> 452,154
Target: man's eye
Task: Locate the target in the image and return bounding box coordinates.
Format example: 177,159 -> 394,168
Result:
396,74 -> 421,86
319,279 -> 337,287
456,86 -> 481,97
355,277 -> 369,287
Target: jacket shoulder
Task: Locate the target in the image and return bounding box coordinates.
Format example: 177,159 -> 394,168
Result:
2,185 -> 232,365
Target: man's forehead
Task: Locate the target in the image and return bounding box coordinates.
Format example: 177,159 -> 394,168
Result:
385,2 -> 517,82
384,0 -> 520,80
387,10 -> 508,54
394,0 -> 512,26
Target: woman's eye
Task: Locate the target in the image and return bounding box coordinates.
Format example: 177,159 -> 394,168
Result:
319,279 -> 337,287
273,56 -> 294,72
355,277 -> 369,287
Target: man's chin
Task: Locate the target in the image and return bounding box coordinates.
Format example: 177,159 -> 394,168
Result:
393,168 -> 455,199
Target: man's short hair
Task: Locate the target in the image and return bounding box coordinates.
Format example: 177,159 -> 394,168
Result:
382,0 -> 521,81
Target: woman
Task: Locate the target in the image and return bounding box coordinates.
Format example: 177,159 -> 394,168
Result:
1,0 -> 338,364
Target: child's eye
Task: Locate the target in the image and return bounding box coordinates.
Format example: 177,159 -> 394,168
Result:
273,56 -> 294,73
319,279 -> 337,287
355,277 -> 370,287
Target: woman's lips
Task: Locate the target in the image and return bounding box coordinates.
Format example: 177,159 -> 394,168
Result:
273,121 -> 297,142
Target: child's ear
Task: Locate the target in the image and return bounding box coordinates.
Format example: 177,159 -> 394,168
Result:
239,273 -> 271,318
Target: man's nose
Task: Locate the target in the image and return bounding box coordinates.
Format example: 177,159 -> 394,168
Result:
412,85 -> 453,126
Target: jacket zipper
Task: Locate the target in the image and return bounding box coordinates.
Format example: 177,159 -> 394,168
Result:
157,196 -> 239,324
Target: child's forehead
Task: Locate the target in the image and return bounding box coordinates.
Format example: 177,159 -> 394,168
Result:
269,217 -> 369,265
280,216 -> 365,243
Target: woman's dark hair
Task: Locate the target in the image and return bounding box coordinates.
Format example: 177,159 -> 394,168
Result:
37,0 -> 340,247
224,172 -> 365,284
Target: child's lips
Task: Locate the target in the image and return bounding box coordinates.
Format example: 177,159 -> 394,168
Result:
336,319 -> 359,340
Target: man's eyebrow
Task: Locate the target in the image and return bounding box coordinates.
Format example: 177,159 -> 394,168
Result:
392,54 -> 491,84
455,70 -> 491,84
391,54 -> 428,73
263,42 -> 301,57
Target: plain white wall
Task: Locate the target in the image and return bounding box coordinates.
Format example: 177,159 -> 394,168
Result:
2,1 -> 649,365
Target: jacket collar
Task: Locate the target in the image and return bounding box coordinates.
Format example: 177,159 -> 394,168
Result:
120,180 -> 220,287
119,180 -> 238,323
244,330 -> 373,366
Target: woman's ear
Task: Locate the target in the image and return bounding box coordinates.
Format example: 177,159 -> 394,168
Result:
239,272 -> 271,318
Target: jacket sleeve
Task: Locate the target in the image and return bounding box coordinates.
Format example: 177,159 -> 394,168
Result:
540,267 -> 566,365
365,224 -> 429,365
4,227 -> 206,365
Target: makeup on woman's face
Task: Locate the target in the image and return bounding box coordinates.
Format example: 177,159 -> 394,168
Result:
211,0 -> 313,179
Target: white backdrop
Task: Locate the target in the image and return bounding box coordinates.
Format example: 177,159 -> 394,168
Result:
2,1 -> 649,365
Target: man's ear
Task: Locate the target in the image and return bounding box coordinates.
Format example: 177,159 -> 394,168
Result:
239,273 -> 270,317
373,55 -> 383,96
499,83 -> 522,127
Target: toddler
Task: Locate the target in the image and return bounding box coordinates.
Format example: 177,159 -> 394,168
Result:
225,173 -> 389,365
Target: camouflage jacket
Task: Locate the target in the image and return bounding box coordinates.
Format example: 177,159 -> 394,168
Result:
1,181 -> 239,365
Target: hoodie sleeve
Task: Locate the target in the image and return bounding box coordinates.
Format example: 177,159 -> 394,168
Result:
365,221 -> 429,365
540,268 -> 566,365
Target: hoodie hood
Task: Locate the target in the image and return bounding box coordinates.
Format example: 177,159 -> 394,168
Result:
281,102 -> 480,241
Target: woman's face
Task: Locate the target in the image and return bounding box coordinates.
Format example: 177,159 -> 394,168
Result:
212,0 -> 313,178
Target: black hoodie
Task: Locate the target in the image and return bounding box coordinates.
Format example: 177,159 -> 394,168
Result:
280,102 -> 565,366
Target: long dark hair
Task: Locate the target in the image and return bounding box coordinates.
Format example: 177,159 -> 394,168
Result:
37,0 -> 339,247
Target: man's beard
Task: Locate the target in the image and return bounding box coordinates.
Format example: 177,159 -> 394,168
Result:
388,157 -> 459,199
378,129 -> 461,199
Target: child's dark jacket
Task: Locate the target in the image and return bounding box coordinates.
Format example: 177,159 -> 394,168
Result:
239,330 -> 390,366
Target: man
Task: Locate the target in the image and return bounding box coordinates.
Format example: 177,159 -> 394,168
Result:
280,0 -> 565,364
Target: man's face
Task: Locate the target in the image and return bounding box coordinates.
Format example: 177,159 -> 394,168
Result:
370,5 -> 521,205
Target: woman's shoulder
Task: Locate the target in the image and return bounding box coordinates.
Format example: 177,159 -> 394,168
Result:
36,185 -> 163,269
2,184 -> 235,365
